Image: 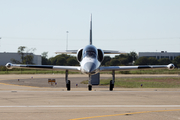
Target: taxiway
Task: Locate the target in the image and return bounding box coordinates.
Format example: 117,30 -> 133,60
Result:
0,74 -> 180,120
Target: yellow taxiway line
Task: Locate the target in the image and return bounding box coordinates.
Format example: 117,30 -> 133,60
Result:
0,82 -> 41,88
69,109 -> 180,120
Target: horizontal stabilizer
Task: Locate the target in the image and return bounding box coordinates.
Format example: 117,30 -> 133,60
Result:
103,50 -> 126,54
55,50 -> 78,54
56,50 -> 126,54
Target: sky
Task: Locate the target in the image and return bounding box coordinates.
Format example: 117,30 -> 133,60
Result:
0,0 -> 180,58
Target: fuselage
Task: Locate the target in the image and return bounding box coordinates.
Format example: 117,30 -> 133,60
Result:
80,45 -> 101,75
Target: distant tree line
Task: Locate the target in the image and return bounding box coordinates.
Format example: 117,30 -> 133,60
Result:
11,46 -> 36,64
42,51 -> 180,68
8,46 -> 180,68
135,56 -> 180,67
42,52 -> 79,66
42,52 -> 138,66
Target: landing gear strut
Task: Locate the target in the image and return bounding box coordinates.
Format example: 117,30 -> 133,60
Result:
109,70 -> 115,91
65,70 -> 71,91
88,75 -> 92,91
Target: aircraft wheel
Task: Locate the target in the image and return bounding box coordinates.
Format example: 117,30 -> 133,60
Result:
110,80 -> 114,91
88,85 -> 92,91
67,80 -> 71,91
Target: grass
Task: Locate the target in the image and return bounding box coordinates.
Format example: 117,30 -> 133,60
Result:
81,77 -> 180,88
128,69 -> 180,74
101,69 -> 180,74
0,70 -> 79,74
1,68 -> 180,88
0,66 -> 180,74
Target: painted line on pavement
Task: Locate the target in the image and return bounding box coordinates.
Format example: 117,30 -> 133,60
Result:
0,105 -> 180,108
69,109 -> 180,120
0,82 -> 46,88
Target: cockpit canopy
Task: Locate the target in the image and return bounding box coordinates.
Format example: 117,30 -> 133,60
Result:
83,45 -> 97,58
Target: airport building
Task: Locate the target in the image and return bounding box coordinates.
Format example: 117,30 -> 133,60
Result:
0,52 -> 41,66
139,51 -> 180,60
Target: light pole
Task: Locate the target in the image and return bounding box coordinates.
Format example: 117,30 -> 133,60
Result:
156,50 -> 157,59
0,37 -> 1,52
66,31 -> 69,50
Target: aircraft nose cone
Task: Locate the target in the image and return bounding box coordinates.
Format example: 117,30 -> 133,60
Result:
84,62 -> 96,74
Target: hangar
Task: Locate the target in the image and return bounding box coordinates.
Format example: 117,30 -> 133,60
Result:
0,52 -> 41,66
139,51 -> 180,60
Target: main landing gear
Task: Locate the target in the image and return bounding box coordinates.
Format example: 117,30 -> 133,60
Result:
109,70 -> 115,91
87,71 -> 115,91
65,70 -> 71,91
65,70 -> 115,91
65,70 -> 93,91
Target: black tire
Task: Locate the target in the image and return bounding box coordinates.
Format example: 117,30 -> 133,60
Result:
88,85 -> 92,91
67,80 -> 71,91
110,80 -> 114,91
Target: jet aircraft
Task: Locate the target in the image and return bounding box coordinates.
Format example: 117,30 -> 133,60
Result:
5,15 -> 175,91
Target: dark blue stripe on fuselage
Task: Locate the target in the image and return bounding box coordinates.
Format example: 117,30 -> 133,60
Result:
20,65 -> 53,69
138,66 -> 151,69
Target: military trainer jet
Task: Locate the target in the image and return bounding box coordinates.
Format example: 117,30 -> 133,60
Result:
5,15 -> 175,91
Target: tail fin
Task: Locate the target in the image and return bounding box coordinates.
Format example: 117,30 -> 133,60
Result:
90,14 -> 92,45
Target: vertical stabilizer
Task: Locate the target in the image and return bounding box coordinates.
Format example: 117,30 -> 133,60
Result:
90,14 -> 92,45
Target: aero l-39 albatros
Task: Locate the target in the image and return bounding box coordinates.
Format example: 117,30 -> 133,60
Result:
5,15 -> 175,91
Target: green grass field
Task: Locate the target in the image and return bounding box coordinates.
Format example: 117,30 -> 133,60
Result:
0,68 -> 180,74
0,70 -> 79,74
1,68 -> 180,88
81,77 -> 180,88
102,69 -> 180,74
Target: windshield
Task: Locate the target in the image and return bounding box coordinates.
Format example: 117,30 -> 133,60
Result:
85,51 -> 96,58
83,45 -> 97,58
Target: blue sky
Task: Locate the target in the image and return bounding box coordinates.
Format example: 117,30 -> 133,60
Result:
0,0 -> 180,58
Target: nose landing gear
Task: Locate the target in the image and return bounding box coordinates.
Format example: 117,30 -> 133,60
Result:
88,85 -> 92,91
88,75 -> 92,91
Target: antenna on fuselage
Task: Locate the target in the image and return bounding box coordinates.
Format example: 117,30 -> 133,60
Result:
90,14 -> 92,45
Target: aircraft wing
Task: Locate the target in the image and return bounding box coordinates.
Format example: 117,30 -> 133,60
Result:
55,50 -> 77,54
103,50 -> 126,54
5,63 -> 81,71
99,64 -> 175,71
